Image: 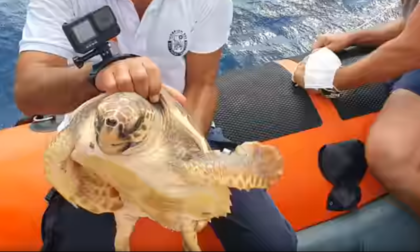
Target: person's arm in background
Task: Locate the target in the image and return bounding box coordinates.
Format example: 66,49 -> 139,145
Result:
286,6 -> 407,88
332,4 -> 420,90
312,19 -> 405,53
345,19 -> 405,47
183,0 -> 233,136
14,0 -> 99,116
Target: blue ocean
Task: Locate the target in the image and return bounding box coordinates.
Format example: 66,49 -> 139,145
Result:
0,0 -> 399,129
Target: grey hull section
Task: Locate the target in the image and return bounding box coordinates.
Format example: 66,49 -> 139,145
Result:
297,195 -> 420,251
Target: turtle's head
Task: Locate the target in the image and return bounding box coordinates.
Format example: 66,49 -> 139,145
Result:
94,93 -> 159,155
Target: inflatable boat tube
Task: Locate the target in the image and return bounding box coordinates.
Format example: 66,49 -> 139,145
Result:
1,47 -> 420,251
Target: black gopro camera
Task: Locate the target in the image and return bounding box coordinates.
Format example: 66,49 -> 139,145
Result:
62,5 -> 121,68
62,5 -> 138,86
62,5 -> 120,54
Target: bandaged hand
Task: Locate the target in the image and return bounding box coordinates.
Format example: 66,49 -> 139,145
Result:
292,48 -> 342,92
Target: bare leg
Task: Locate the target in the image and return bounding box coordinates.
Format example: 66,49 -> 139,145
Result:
274,59 -> 298,72
114,208 -> 138,251
367,89 -> 420,216
181,221 -> 201,252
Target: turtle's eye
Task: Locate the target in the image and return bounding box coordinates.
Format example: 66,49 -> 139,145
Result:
94,115 -> 105,134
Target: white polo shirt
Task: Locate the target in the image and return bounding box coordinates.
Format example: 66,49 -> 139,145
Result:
19,0 -> 233,93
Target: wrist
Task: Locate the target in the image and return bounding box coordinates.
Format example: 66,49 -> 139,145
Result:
347,32 -> 361,46
334,65 -> 366,91
77,63 -> 100,95
333,67 -> 353,91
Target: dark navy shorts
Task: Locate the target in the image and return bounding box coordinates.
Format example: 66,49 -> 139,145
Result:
41,127 -> 297,251
391,69 -> 420,96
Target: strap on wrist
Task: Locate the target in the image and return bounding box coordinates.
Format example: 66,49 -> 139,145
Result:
89,54 -> 140,88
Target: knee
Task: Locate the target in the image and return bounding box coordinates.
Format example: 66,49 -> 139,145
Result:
230,189 -> 298,251
41,193 -> 116,251
366,125 -> 416,188
263,221 -> 298,251
217,216 -> 298,252
246,206 -> 298,251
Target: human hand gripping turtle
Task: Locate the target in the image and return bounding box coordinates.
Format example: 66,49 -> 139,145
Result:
95,56 -> 186,105
44,56 -> 285,251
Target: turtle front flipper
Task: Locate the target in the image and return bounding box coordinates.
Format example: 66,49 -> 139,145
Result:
183,142 -> 284,190
65,160 -> 124,214
44,94 -> 124,214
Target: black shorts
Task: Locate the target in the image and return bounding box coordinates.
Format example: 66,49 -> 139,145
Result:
391,69 -> 420,96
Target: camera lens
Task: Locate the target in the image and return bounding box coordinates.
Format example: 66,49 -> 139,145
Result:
72,19 -> 96,43
93,6 -> 115,31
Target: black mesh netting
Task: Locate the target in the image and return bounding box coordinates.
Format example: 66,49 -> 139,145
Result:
214,47 -> 390,143
213,62 -> 322,143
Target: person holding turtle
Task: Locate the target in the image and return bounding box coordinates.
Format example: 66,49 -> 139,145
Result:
14,0 -> 297,251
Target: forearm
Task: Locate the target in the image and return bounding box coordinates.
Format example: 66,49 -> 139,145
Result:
184,85 -> 219,136
334,35 -> 420,90
15,63 -> 99,116
348,19 -> 405,47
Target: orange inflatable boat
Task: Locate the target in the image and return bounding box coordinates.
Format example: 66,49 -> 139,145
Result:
1,47 -> 420,251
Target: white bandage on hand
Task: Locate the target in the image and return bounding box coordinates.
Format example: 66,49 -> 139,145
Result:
305,47 -> 342,89
293,47 -> 342,90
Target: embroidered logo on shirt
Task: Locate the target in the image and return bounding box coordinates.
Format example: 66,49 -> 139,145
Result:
168,30 -> 188,56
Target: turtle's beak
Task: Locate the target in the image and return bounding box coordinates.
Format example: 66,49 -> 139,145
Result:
94,115 -> 131,155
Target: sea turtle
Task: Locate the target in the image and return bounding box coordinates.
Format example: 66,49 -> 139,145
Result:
44,87 -> 284,251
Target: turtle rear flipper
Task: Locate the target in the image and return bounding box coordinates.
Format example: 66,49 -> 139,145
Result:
181,221 -> 202,252
183,142 -> 284,190
113,204 -> 140,251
